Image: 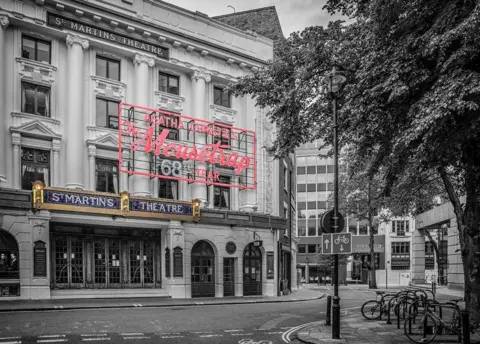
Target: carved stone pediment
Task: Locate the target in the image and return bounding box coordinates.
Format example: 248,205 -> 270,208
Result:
92,76 -> 126,99
210,104 -> 237,125
86,131 -> 119,149
10,118 -> 62,140
155,91 -> 185,113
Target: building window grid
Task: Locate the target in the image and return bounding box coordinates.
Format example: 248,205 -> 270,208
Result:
213,86 -> 230,108
392,220 -> 410,235
22,35 -> 51,63
391,242 -> 410,270
21,148 -> 50,190
21,82 -> 51,117
96,98 -> 119,130
214,176 -> 231,210
95,159 -> 119,194
96,56 -> 120,81
159,72 -> 179,95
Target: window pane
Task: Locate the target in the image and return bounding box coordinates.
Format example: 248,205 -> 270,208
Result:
21,148 -> 50,190
107,101 -> 119,129
307,166 -> 316,174
108,60 -> 120,81
297,166 -> 306,174
96,99 -> 107,127
169,76 -> 179,95
36,85 -> 49,117
96,58 -> 107,78
214,88 -> 222,105
221,90 -> 230,107
22,83 -> 36,114
22,37 -> 35,60
159,74 -> 168,92
96,171 -> 107,192
37,41 -> 50,63
307,244 -> 316,253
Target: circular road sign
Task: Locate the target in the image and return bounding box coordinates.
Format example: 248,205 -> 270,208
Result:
321,209 -> 345,234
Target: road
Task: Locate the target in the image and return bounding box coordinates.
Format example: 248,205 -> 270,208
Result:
0,286 -> 447,344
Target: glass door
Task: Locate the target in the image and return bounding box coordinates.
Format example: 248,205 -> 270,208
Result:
223,258 -> 235,296
93,239 -> 107,288
52,236 -> 84,289
108,239 -> 122,288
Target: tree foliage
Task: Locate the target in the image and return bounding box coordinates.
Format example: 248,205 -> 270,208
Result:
230,0 -> 480,316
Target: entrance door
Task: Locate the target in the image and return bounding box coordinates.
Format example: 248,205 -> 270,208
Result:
223,258 -> 235,296
243,243 -> 262,296
52,236 -> 84,288
93,239 -> 122,288
191,241 -> 215,297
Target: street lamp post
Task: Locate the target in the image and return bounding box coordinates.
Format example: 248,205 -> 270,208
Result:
323,65 -> 347,340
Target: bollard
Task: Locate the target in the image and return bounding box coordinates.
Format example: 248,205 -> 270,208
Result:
325,295 -> 332,326
461,310 -> 471,344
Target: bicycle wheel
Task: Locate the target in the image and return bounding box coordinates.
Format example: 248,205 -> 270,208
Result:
404,312 -> 438,344
395,299 -> 415,319
361,300 -> 382,320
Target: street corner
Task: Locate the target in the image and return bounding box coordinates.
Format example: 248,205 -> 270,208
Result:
297,323 -> 347,344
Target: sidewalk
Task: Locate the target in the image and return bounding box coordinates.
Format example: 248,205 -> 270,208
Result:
0,285 -> 325,312
297,286 -> 467,344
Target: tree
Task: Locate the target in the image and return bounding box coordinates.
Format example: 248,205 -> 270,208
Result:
316,253 -> 349,283
229,0 -> 480,317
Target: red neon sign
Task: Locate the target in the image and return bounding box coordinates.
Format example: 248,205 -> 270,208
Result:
118,102 -> 256,190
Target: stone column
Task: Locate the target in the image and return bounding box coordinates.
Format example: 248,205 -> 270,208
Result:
88,145 -> 96,191
131,54 -> 154,197
0,16 -> 9,186
12,133 -> 21,189
52,139 -> 61,187
411,229 -> 426,284
190,71 -> 211,207
121,149 -> 129,192
65,34 -> 89,189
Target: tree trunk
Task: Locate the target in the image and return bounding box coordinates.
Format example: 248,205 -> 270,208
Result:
438,166 -> 480,320
369,229 -> 378,289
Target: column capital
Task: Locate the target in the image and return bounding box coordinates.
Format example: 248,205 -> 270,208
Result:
11,132 -> 21,146
191,70 -> 211,83
66,34 -> 89,49
0,16 -> 9,30
52,139 -> 61,152
88,144 -> 97,157
133,53 -> 155,67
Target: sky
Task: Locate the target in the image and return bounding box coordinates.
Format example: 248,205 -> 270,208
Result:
161,0 -> 348,36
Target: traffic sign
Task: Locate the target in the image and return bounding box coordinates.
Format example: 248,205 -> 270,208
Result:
322,233 -> 352,255
321,209 -> 345,234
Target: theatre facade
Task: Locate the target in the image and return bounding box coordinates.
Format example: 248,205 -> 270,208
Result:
0,0 -> 290,300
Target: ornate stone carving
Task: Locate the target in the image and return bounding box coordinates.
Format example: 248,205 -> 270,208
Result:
133,54 -> 155,67
155,91 -> 185,113
92,76 -> 125,99
0,16 -> 9,30
88,144 -> 96,157
16,57 -> 56,84
191,70 -> 211,83
210,104 -> 237,125
52,139 -> 61,152
66,34 -> 89,49
11,132 -> 21,146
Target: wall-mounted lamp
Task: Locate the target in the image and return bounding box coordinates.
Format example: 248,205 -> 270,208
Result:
253,231 -> 263,247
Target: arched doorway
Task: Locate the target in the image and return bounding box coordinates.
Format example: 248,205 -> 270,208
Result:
191,241 -> 215,297
243,243 -> 262,296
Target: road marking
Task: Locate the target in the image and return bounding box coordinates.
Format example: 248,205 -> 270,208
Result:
119,333 -> 143,336
161,336 -> 185,339
0,341 -> 21,344
225,329 -> 244,332
265,331 -> 283,334
37,340 -> 68,343
122,337 -> 149,340
0,337 -> 21,340
195,302 -> 204,305
199,334 -> 223,338
81,334 -> 107,337
82,338 -> 111,341
53,306 -> 64,309
38,336 -> 66,338
191,331 -> 212,334
259,314 -> 303,330
133,304 -> 142,307
231,333 -> 253,336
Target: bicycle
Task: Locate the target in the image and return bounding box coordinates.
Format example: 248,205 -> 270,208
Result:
361,291 -> 405,320
403,298 -> 480,344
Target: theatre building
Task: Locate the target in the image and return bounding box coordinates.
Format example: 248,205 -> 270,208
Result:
0,0 -> 289,299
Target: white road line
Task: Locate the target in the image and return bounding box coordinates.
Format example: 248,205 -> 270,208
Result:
38,336 -> 66,338
191,331 -> 212,334
81,334 -> 107,337
81,338 -> 111,341
160,336 -> 185,339
231,333 -> 253,336
265,331 -> 284,334
37,340 -> 68,343
119,333 -> 143,336
224,329 -> 244,332
199,334 -> 223,338
0,341 -> 21,344
122,337 -> 149,340
0,337 -> 21,340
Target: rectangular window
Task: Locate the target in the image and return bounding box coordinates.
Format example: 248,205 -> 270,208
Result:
307,183 -> 316,192
283,163 -> 288,190
95,159 -> 119,193
327,165 -> 334,173
317,183 -> 326,191
157,115 -> 179,140
297,166 -> 306,175
96,56 -> 120,81
425,242 -> 435,270
306,166 -> 316,174
159,179 -> 178,200
21,82 -> 50,117
21,148 -> 50,190
391,242 -> 410,270
317,165 -> 326,173
298,245 -> 306,254
392,220 -> 408,236
159,72 -> 179,95
173,247 -> 183,278
22,36 -> 51,63
214,176 -> 230,209
297,184 -> 306,192
212,124 -> 231,146
214,86 -> 230,108
96,98 -> 119,129
307,244 -> 316,254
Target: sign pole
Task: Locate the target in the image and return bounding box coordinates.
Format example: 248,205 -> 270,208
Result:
332,93 -> 341,339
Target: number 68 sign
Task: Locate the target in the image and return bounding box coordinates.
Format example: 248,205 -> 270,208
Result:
159,159 -> 183,177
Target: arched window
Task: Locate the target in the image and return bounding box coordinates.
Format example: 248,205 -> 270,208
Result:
0,230 -> 19,278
